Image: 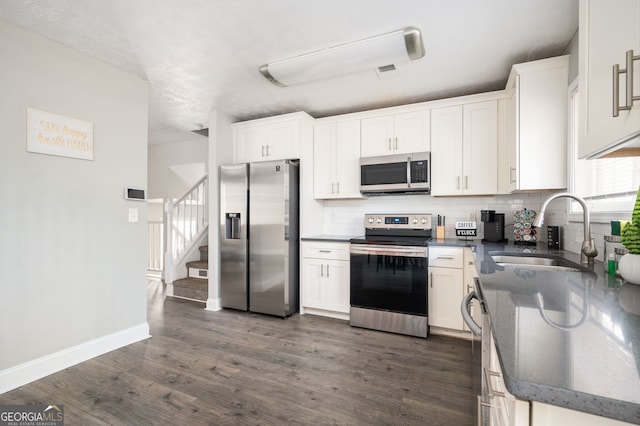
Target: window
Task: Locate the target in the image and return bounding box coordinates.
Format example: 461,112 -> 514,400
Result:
569,82 -> 640,217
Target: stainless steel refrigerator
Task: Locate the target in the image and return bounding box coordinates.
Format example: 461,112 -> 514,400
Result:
219,160 -> 299,317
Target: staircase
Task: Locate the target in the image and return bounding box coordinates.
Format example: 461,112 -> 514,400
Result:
172,245 -> 208,302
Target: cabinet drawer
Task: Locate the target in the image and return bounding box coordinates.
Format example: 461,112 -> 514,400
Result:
302,242 -> 350,261
429,247 -> 463,268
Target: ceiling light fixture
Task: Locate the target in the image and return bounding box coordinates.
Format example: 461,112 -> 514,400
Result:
259,27 -> 425,87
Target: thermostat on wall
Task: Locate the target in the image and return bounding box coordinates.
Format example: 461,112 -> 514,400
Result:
124,187 -> 146,201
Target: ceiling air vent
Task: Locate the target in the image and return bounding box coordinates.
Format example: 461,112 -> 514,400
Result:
376,64 -> 401,79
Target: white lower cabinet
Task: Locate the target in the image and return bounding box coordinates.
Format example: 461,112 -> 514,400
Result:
429,266 -> 464,329
301,241 -> 350,320
429,247 -> 466,332
487,332 -> 530,426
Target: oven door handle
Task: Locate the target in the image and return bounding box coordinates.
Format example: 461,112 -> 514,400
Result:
350,245 -> 427,258
461,290 -> 482,335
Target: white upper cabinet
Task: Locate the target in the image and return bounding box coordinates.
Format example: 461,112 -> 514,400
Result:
313,119 -> 362,199
500,56 -> 569,192
233,112 -> 310,163
360,110 -> 430,157
431,100 -> 498,196
579,0 -> 640,158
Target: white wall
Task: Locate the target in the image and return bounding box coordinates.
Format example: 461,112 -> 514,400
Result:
147,137 -> 208,200
0,19 -> 149,387
207,109 -> 234,311
321,192 -> 551,239
322,191 -> 610,262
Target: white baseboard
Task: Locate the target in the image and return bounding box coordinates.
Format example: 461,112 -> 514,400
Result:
0,322 -> 150,394
205,297 -> 222,311
166,282 -> 174,296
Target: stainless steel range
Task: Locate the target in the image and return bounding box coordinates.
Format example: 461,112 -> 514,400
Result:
349,214 -> 432,338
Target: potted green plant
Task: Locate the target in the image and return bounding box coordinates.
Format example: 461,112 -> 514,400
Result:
620,186 -> 640,285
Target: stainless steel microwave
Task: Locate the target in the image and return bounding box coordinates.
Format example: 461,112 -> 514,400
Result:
360,152 -> 430,194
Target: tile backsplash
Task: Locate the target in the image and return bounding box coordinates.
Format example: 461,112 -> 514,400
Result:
321,191 -> 613,262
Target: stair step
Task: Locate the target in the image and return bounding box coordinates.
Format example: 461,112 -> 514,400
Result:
186,260 -> 208,269
173,277 -> 208,302
199,245 -> 208,262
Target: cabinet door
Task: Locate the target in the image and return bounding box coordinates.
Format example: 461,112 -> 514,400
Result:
234,126 -> 268,163
302,258 -> 324,309
579,0 -> 640,158
429,266 -> 464,330
361,115 -> 395,157
313,123 -> 337,198
463,100 -> 498,195
507,87 -> 518,192
430,106 -> 464,195
334,120 -> 362,198
518,64 -> 568,190
324,260 -> 350,313
267,120 -> 301,160
393,110 -> 430,154
463,248 -> 482,332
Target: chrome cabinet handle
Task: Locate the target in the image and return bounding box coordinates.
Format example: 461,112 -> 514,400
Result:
261,145 -> 265,157
336,182 -> 339,194
388,137 -> 392,151
509,167 -> 516,184
266,145 -> 270,156
326,264 -> 330,278
456,176 -> 461,190
320,264 -> 324,277
437,255 -> 455,260
394,136 -> 398,150
331,182 -> 335,194
319,250 -> 331,253
465,175 -> 469,190
613,49 -> 640,117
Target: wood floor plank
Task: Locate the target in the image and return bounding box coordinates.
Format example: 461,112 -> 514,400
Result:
0,279 -> 478,425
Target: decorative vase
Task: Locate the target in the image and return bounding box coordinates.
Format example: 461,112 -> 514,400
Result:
619,253 -> 640,285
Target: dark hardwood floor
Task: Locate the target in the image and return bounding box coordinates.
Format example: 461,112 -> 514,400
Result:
1,279 -> 479,425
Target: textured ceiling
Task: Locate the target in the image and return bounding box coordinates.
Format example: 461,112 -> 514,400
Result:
0,0 -> 579,145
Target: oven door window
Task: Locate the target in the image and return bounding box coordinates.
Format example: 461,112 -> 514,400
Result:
361,162 -> 407,186
350,252 -> 427,315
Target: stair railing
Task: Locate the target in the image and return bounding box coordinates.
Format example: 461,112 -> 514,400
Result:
147,220 -> 164,273
164,174 -> 208,284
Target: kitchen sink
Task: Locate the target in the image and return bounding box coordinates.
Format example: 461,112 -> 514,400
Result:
490,252 -> 593,273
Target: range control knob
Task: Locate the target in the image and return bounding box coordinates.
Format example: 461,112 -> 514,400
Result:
421,218 -> 427,224
376,218 -> 382,224
413,218 -> 418,224
368,217 -> 374,224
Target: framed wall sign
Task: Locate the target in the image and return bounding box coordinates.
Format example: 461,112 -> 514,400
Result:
26,108 -> 94,160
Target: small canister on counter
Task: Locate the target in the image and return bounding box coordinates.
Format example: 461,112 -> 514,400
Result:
615,247 -> 628,277
603,235 -> 623,273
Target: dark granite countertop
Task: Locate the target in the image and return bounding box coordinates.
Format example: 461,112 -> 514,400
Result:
468,240 -> 640,424
300,235 -> 355,243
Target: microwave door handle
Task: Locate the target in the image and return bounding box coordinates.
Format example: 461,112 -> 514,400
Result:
406,157 -> 411,188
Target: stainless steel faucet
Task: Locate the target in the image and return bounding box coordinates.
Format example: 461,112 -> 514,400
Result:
533,192 -> 598,264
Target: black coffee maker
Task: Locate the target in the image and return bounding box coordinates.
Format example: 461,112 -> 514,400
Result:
481,210 -> 507,243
